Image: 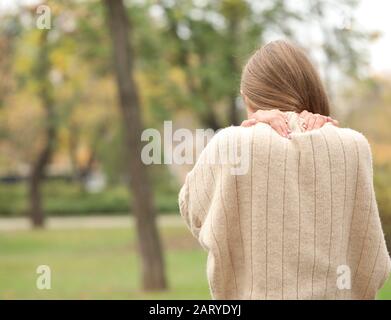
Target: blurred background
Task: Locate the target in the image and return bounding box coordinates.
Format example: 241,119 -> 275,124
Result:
0,0 -> 390,299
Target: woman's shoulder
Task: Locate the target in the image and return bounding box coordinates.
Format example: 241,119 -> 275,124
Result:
210,123 -> 371,154
212,123 -> 271,139
206,124 -> 271,148
322,125 -> 373,166
328,125 -> 370,148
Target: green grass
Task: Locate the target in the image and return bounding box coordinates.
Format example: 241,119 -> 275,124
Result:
0,226 -> 209,299
0,225 -> 390,300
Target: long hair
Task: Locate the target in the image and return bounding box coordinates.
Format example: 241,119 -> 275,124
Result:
240,40 -> 330,116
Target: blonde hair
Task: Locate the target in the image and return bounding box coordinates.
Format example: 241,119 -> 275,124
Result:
240,40 -> 330,116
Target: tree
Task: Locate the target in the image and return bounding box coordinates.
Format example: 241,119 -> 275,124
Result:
104,0 -> 167,290
157,0 -> 372,129
0,15 -> 18,108
28,29 -> 57,228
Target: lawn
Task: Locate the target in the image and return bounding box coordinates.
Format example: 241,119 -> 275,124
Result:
0,224 -> 390,300
0,225 -> 209,299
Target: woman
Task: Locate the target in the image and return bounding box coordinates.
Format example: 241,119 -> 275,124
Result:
178,40 -> 390,300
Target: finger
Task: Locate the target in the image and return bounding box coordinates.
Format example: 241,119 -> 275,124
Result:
276,125 -> 288,138
300,113 -> 311,130
283,125 -> 291,139
300,110 -> 310,123
300,110 -> 309,117
280,119 -> 291,138
250,110 -> 266,123
313,116 -> 327,129
270,120 -> 285,137
241,119 -> 257,127
299,119 -> 307,131
280,113 -> 289,125
301,115 -> 311,131
276,120 -> 290,138
241,120 -> 249,127
306,115 -> 317,131
327,117 -> 339,127
277,113 -> 290,131
280,111 -> 289,122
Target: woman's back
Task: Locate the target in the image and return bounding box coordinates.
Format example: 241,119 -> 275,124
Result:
179,113 -> 391,299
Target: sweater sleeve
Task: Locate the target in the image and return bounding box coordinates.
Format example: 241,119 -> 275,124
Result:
178,167 -> 210,240
178,172 -> 202,239
355,132 -> 391,294
178,130 -> 221,240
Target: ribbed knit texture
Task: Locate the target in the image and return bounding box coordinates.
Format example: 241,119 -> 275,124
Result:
178,112 -> 391,300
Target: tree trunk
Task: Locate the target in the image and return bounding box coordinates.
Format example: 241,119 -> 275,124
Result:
28,129 -> 54,228
104,0 -> 167,290
229,92 -> 239,126
227,18 -> 240,126
28,30 -> 56,229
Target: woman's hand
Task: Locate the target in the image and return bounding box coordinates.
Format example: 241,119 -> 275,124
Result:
241,109 -> 339,138
299,110 -> 339,131
241,109 -> 291,138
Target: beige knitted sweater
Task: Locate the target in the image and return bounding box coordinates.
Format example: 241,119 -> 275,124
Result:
179,112 -> 391,300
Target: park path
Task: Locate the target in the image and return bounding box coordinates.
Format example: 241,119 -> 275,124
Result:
0,214 -> 183,231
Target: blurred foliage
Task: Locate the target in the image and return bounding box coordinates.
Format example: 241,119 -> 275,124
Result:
0,177 -> 179,216
375,165 -> 391,249
0,0 -> 389,228
340,76 -> 391,249
0,0 -> 389,300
